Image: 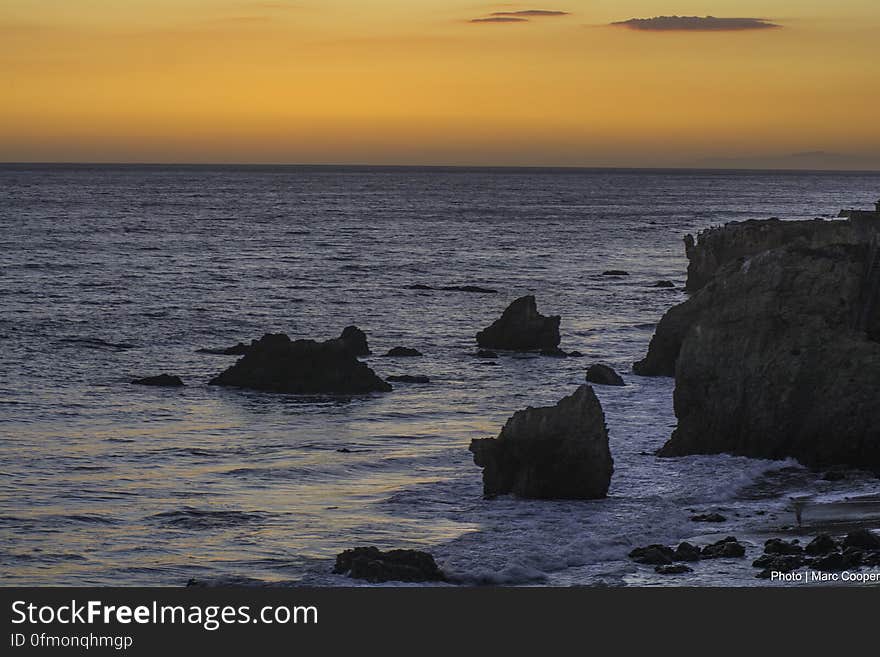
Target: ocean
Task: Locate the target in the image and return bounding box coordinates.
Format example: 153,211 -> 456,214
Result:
2,164 -> 879,586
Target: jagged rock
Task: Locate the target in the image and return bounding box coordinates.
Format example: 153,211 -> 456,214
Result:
602,270 -> 629,276
805,534 -> 838,556
690,513 -> 726,523
476,295 -> 561,351
469,385 -> 612,499
332,547 -> 444,583
701,537 -> 745,559
673,542 -> 702,562
132,374 -> 184,387
585,364 -> 625,387
764,538 -> 804,555
209,333 -> 391,394
655,241 -> 880,469
629,545 -> 674,565
384,346 -> 422,357
386,375 -> 430,384
334,326 -> 371,357
843,529 -> 880,550
197,343 -> 251,356
655,564 -> 692,575
684,218 -> 858,292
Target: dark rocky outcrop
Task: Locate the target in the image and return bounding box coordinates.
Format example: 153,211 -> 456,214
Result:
332,547 -> 444,583
683,218 -> 858,292
209,333 -> 391,394
843,528 -> 880,551
132,374 -> 184,387
805,534 -> 838,556
386,375 -> 430,384
764,538 -> 803,556
468,385 -> 612,499
673,542 -> 702,562
585,363 -> 625,387
629,545 -> 674,566
406,284 -> 497,294
602,270 -> 629,276
690,513 -> 726,523
700,537 -> 746,559
652,280 -> 675,288
332,326 -> 371,357
658,241 -> 880,469
197,343 -> 251,356
476,296 -> 561,352
384,347 -> 422,357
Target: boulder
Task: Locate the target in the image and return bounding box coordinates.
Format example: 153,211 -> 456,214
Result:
132,374 -> 184,387
673,542 -> 702,562
843,529 -> 880,551
209,333 -> 391,394
476,295 -> 561,351
384,346 -> 422,357
468,385 -> 612,499
764,538 -> 803,555
386,375 -> 430,384
629,545 -> 674,565
332,547 -> 444,583
656,242 -> 880,470
690,513 -> 726,523
805,534 -> 838,556
585,364 -> 625,387
700,537 -> 745,559
334,326 -> 371,357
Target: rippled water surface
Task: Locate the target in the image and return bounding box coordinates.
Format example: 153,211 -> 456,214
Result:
2,165 -> 879,586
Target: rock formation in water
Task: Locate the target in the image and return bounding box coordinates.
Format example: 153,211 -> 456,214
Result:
585,363 -> 625,387
476,295 -> 561,351
332,325 -> 371,357
209,333 -> 391,394
469,385 -> 612,499
383,346 -> 422,357
386,375 -> 430,384
197,343 -> 251,356
636,216 -> 880,469
332,547 -> 444,583
132,374 -> 184,387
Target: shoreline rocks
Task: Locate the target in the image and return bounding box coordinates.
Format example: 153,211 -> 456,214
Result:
585,363 -> 625,387
132,374 -> 184,387
384,346 -> 422,357
209,333 -> 391,394
476,295 -> 561,352
469,385 -> 612,499
332,547 -> 444,583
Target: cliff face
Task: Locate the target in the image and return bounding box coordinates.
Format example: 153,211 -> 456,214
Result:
683,218 -> 858,292
660,243 -> 880,469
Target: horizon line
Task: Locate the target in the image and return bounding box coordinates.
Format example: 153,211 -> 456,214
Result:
2,161 -> 879,175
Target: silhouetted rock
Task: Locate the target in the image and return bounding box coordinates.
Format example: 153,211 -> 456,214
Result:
673,542 -> 702,562
843,529 -> 880,551
602,270 -> 629,276
764,538 -> 803,555
653,280 -> 675,288
386,375 -> 430,384
476,295 -> 561,351
384,347 -> 422,357
197,343 -> 251,356
332,547 -> 444,583
585,363 -> 625,387
629,545 -> 674,565
701,537 -> 745,559
567,351 -> 585,358
209,333 -> 391,394
812,551 -> 846,572
475,350 -> 499,359
655,564 -> 693,575
132,374 -> 184,387
334,326 -> 371,357
805,534 -> 838,556
405,284 -> 497,294
469,385 -> 612,499
690,513 -> 726,523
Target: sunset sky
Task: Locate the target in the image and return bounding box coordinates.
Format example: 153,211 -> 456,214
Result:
2,1 -> 878,168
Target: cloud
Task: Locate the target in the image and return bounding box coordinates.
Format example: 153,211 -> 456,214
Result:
490,10 -> 569,17
611,16 -> 781,32
469,16 -> 529,24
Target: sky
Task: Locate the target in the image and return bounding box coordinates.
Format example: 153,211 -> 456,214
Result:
2,1 -> 879,168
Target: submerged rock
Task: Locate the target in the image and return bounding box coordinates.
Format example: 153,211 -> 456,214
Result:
386,375 -> 430,384
332,547 -> 444,583
197,343 -> 251,356
209,333 -> 391,394
475,349 -> 499,359
476,295 -> 561,352
585,363 -> 625,387
652,280 -> 675,288
384,346 -> 422,357
468,385 -> 612,499
690,513 -> 726,523
405,284 -> 497,294
602,270 -> 629,276
132,374 -> 184,387
655,564 -> 693,575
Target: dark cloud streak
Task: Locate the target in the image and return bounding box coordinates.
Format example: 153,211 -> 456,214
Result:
490,10 -> 569,17
612,16 -> 781,32
469,17 -> 529,24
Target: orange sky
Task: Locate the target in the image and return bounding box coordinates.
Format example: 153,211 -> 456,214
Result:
2,1 -> 879,168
